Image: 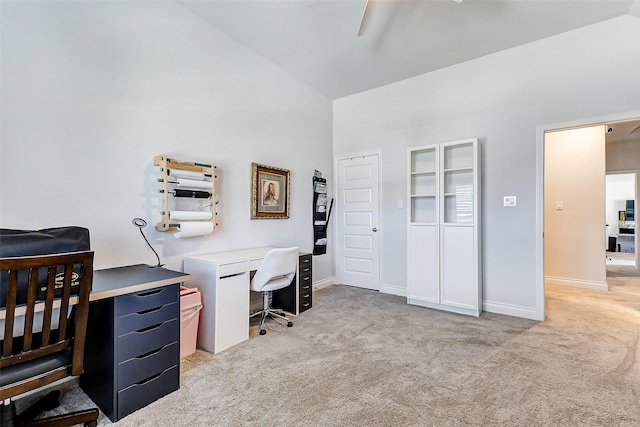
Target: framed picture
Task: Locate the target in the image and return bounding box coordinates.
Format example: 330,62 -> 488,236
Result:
251,163 -> 290,219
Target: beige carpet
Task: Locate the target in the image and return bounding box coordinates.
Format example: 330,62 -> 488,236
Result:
17,282 -> 640,426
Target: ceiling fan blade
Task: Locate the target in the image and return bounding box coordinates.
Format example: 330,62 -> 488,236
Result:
357,0 -> 378,37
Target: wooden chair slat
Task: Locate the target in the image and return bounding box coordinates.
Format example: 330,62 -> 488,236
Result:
1,252 -> 94,406
2,270 -> 18,357
22,268 -> 39,352
40,265 -> 57,346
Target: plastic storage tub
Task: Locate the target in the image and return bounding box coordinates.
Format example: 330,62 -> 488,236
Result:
179,286 -> 203,358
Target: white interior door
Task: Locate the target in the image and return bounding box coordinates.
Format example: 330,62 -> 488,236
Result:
336,154 -> 380,290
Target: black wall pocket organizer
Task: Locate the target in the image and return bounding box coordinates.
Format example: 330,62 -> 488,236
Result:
313,175 -> 333,255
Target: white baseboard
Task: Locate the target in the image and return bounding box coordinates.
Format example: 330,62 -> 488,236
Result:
381,283 -> 406,297
313,276 -> 335,291
545,276 -> 608,291
483,300 -> 542,321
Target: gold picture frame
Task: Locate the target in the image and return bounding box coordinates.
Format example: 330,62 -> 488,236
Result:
251,163 -> 290,219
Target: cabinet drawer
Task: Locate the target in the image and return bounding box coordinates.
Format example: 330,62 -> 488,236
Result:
117,365 -> 179,420
299,282 -> 312,294
116,285 -> 177,317
299,291 -> 312,305
299,254 -> 312,266
299,293 -> 312,313
118,302 -> 178,336
299,273 -> 311,290
218,261 -> 247,278
118,318 -> 178,362
118,342 -> 178,390
299,265 -> 312,275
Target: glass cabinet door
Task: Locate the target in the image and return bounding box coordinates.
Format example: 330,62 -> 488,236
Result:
442,142 -> 474,224
410,146 -> 437,223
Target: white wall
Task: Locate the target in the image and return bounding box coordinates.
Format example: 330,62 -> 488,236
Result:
544,126 -> 606,290
333,16 -> 640,319
0,1 -> 334,281
607,138 -> 640,172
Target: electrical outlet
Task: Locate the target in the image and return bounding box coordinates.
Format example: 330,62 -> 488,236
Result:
503,196 -> 517,207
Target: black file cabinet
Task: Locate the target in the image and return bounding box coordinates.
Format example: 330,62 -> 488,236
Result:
298,253 -> 312,313
81,284 -> 180,422
273,253 -> 313,314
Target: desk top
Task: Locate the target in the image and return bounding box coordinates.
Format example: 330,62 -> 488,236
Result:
91,264 -> 191,301
183,247 -> 274,265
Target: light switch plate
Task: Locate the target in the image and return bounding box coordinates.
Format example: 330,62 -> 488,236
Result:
503,196 -> 517,207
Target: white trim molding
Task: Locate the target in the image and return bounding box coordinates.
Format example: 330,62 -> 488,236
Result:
381,283 -> 406,297
545,276 -> 608,291
313,276 -> 335,291
483,300 -> 540,321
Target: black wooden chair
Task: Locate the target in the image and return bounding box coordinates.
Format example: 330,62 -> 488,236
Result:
0,252 -> 99,427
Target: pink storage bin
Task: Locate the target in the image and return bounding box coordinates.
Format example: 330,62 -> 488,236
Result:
180,286 -> 203,359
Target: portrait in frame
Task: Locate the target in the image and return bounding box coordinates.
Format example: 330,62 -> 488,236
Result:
251,163 -> 290,219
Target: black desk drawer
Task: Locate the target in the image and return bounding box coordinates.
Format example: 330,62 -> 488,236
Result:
299,274 -> 311,291
299,265 -> 311,275
118,342 -> 178,390
299,254 -> 312,265
117,365 -> 179,420
116,285 -> 177,317
118,302 -> 178,336
299,291 -> 312,312
118,318 -> 178,362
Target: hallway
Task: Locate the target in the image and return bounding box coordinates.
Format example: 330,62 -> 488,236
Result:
607,259 -> 640,297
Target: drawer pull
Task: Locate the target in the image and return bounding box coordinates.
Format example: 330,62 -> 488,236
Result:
137,289 -> 163,297
136,345 -> 164,359
137,322 -> 163,334
137,306 -> 163,315
220,271 -> 246,280
302,294 -> 310,298
302,277 -> 310,281
303,303 -> 310,307
134,370 -> 164,387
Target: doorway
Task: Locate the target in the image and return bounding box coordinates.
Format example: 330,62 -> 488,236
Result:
543,125 -> 607,291
335,153 -> 380,291
537,113 -> 640,321
605,173 -> 636,269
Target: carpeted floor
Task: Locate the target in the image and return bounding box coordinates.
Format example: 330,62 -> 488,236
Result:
16,279 -> 640,426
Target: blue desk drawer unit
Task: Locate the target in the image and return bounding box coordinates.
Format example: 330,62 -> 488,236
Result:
81,284 -> 180,422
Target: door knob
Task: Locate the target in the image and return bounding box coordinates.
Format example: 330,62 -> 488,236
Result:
372,227 -> 378,232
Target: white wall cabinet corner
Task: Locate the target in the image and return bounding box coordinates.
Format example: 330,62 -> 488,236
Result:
407,138 -> 481,317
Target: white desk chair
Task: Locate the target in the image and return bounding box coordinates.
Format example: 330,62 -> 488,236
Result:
249,247 -> 299,335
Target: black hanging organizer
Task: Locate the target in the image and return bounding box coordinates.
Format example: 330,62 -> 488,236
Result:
313,176 -> 333,255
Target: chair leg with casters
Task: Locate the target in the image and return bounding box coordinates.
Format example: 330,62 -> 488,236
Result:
250,291 -> 293,335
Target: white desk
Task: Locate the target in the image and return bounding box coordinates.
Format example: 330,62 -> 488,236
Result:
183,247 -> 299,354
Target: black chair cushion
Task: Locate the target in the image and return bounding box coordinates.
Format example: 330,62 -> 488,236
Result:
0,227 -> 91,306
0,350 -> 71,387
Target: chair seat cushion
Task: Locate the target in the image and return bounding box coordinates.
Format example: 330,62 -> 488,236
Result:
0,350 -> 71,387
251,275 -> 292,292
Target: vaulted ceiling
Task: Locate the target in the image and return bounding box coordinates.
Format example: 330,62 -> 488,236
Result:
179,0 -> 639,100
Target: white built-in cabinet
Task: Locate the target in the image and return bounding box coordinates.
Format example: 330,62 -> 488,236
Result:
407,138 -> 481,316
